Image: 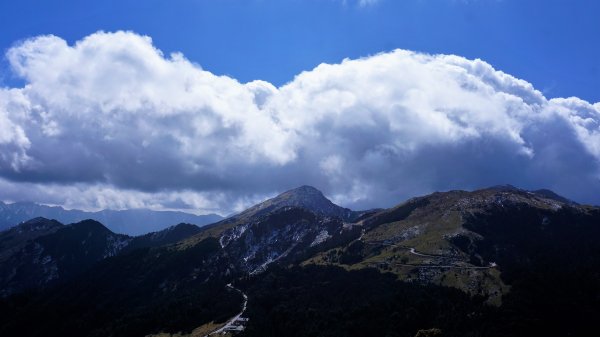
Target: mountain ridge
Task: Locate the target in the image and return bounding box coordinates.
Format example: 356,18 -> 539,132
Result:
1,185 -> 599,337
181,185 -> 358,246
305,184 -> 596,304
0,218 -> 205,296
0,201 -> 222,235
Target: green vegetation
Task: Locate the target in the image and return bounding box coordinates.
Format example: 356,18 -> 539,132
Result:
1,186 -> 600,337
237,265 -> 488,337
0,238 -> 243,337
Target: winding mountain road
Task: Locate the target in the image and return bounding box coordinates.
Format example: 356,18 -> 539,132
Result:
206,283 -> 248,336
386,262 -> 496,270
408,247 -> 439,258
362,240 -> 497,270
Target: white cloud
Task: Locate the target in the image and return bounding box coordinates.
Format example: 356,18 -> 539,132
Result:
358,0 -> 380,7
338,0 -> 381,8
0,31 -> 599,214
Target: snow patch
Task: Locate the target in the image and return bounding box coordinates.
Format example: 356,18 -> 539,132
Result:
220,223 -> 250,248
310,230 -> 331,247
103,235 -> 131,258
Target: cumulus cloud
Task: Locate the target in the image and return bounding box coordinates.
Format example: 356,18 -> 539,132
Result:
0,31 -> 599,214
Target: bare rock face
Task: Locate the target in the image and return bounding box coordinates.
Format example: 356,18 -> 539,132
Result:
221,207 -> 350,274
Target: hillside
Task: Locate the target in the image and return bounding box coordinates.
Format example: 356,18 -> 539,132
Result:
304,186 -> 598,304
181,185 -> 360,248
0,186 -> 599,337
0,219 -> 204,296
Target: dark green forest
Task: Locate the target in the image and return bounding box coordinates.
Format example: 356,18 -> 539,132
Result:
0,238 -> 242,337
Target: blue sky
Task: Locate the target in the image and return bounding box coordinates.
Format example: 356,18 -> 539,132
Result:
1,0 -> 599,101
0,0 -> 599,213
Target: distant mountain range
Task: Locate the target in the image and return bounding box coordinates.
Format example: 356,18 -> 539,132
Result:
0,201 -> 222,235
0,185 -> 598,337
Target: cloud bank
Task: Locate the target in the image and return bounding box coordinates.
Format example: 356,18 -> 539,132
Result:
0,31 -> 598,213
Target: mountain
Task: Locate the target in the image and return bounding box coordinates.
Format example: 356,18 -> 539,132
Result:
0,219 -> 204,296
0,186 -> 359,335
235,185 -> 357,221
530,188 -> 578,205
180,185 -> 362,274
90,209 -> 221,236
0,223 -> 239,336
184,185 -> 358,243
304,186 -> 598,304
219,207 -> 355,274
0,201 -> 222,235
234,186 -> 600,337
1,185 -> 599,337
125,222 -> 203,252
0,217 -> 63,262
0,218 -> 129,296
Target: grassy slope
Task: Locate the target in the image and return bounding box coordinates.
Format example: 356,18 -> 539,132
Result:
302,188 -> 590,304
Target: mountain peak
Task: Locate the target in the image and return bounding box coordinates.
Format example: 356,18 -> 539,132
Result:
17,217 -> 63,232
487,184 -> 522,192
260,185 -> 354,220
286,185 -> 323,194
69,219 -> 114,234
276,185 -> 328,203
221,185 -> 355,225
